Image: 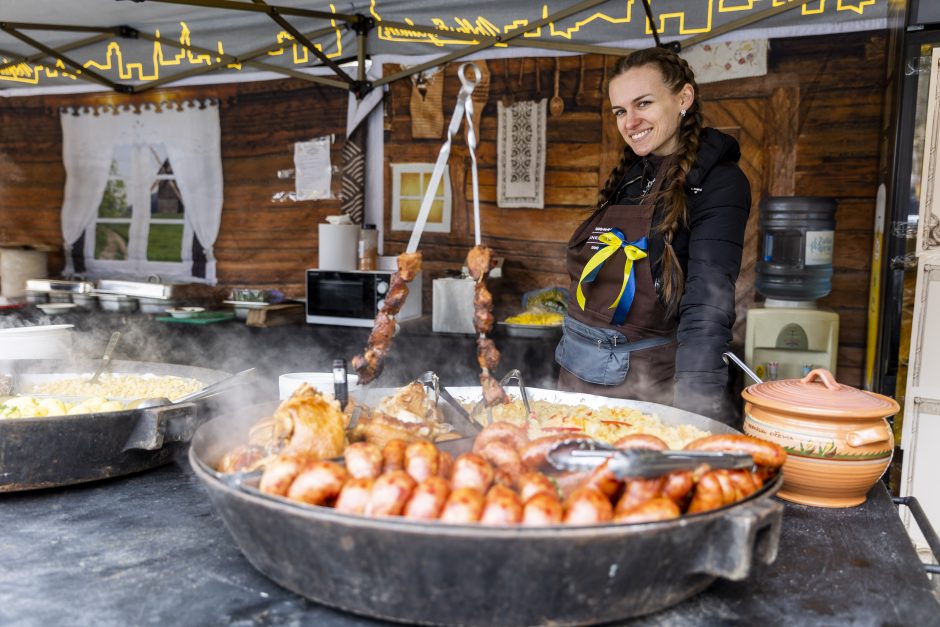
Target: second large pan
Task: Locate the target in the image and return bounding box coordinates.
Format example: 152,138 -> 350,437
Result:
190,387 -> 784,627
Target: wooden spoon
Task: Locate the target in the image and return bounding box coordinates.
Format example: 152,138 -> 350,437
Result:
550,57 -> 564,116
501,58 -> 514,107
575,55 -> 586,107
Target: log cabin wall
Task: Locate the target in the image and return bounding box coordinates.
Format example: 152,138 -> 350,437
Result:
0,31 -> 883,386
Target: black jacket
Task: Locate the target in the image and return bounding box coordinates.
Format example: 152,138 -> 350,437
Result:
614,128 -> 751,422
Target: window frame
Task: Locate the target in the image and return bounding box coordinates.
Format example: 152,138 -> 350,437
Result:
390,162 -> 452,234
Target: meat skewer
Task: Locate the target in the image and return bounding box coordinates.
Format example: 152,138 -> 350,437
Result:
352,251 -> 422,384
466,244 -> 509,406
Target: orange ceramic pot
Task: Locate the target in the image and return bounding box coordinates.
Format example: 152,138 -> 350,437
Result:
742,368 -> 899,508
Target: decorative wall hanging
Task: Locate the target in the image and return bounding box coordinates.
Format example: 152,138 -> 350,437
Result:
410,66 -> 444,139
497,98 -> 547,209
683,39 -> 769,85
340,124 -> 366,225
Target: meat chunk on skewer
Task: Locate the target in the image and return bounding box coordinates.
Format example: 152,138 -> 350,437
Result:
352,252 -> 423,384
466,244 -> 508,406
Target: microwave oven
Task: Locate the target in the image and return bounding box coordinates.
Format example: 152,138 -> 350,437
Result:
305,269 -> 422,327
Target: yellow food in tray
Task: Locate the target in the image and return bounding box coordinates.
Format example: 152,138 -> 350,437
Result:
0,396 -> 125,419
503,312 -> 564,326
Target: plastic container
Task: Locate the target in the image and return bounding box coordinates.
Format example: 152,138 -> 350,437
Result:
0,324 -> 74,360
278,372 -> 360,400
357,224 -> 378,271
755,196 -> 836,301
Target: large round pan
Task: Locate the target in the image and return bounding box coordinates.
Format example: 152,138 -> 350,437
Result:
190,387 -> 784,627
0,359 -> 235,492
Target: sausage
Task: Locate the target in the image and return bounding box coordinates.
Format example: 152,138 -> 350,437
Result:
286,461 -> 349,506
521,492 -> 564,526
480,484 -> 524,525
661,471 -> 695,506
517,471 -> 558,503
727,469 -> 762,499
437,450 -> 454,480
613,434 -> 669,451
217,445 -> 266,473
563,486 -> 614,525
687,470 -> 738,514
519,435 -> 591,471
366,470 -> 417,516
684,434 -> 787,469
404,440 -> 440,483
584,458 -> 623,501
258,453 -> 307,496
614,477 -> 666,514
439,487 -> 486,523
476,440 -> 525,486
334,477 -> 374,514
472,421 -> 529,454
450,453 -> 495,492
403,476 -> 451,520
343,441 -> 384,479
613,497 -> 681,523
381,439 -> 409,473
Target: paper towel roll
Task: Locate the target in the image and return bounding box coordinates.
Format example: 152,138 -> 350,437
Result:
0,248 -> 48,298
318,224 -> 360,270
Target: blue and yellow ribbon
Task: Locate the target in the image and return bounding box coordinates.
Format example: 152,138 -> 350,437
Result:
576,228 -> 648,325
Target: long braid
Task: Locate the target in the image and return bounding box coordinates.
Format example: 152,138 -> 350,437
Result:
595,147 -> 637,209
605,48 -> 703,317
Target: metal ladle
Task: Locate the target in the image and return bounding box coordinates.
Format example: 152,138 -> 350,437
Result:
722,351 -> 763,385
88,331 -> 121,384
136,367 -> 257,409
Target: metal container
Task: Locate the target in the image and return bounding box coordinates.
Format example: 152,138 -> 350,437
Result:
25,279 -> 95,294
25,290 -> 49,305
137,296 -> 183,315
190,388 -> 784,626
71,292 -> 99,311
96,293 -> 139,313
96,278 -> 213,301
0,359 -> 232,491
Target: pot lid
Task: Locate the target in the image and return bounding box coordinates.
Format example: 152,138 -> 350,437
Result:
742,368 -> 900,418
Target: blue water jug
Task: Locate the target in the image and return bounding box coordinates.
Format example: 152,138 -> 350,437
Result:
755,196 -> 836,301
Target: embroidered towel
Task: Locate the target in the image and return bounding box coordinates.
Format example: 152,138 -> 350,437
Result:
497,98 -> 547,209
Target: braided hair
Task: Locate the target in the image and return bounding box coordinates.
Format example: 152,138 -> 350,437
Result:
595,48 -> 703,318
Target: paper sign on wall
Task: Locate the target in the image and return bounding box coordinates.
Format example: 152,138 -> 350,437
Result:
294,136 -> 334,201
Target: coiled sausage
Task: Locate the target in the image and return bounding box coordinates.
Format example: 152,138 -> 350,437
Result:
613,434 -> 669,451
286,461 -> 349,506
684,434 -> 787,469
476,440 -> 525,486
613,496 -> 681,523
344,441 -> 383,479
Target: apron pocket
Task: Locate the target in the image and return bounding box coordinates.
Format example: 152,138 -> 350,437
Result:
554,320 -> 631,386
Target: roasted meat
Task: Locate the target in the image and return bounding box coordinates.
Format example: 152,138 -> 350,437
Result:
466,244 -> 509,406
353,252 -> 423,384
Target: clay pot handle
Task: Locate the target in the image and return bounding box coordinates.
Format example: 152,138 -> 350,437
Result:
801,368 -> 840,390
846,425 -> 892,447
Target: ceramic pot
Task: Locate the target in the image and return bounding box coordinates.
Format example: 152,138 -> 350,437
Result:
741,368 -> 899,508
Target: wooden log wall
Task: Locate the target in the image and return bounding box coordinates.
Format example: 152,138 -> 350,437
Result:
0,31 -> 884,386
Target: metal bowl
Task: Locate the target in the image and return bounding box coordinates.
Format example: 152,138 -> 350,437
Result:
190,388 -> 783,626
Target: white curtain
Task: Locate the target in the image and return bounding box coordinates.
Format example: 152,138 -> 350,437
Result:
59,101 -> 223,282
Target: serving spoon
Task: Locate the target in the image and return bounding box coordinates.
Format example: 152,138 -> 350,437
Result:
136,367 -> 257,409
87,331 -> 121,384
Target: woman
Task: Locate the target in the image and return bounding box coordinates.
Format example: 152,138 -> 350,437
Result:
555,47 -> 750,425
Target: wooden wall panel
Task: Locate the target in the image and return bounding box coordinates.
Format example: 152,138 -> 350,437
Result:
0,32 -> 885,388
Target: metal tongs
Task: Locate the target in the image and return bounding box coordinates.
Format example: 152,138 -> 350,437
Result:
546,439 -> 754,479
418,370 -> 481,437
469,369 -> 532,427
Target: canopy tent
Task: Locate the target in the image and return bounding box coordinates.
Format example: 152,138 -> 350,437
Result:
0,0 -> 887,97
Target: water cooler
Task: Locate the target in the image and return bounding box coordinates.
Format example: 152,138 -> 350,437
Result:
744,197 -> 840,381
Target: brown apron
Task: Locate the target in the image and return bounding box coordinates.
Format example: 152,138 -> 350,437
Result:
557,167 -> 678,405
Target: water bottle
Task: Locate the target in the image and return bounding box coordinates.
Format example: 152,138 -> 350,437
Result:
755,196 -> 836,301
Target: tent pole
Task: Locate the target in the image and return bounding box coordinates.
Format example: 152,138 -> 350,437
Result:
639,0 -> 663,49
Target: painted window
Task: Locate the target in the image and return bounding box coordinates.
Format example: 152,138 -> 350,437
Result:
390,163 -> 451,233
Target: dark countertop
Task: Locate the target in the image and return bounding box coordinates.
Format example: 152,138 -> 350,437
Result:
1,460 -> 938,627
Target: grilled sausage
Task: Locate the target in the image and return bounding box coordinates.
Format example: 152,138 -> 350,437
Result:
727,469 -> 762,499
613,434 -> 669,451
519,435 -> 590,471
381,439 -> 409,473
403,476 -> 451,520
480,484 -> 524,525
584,458 -> 623,501
286,461 -> 349,506
613,497 -> 681,523
476,440 -> 525,486
404,440 -> 440,483
450,453 -> 495,492
258,453 -> 307,497
437,450 -> 454,480
366,470 -> 417,516
517,471 -> 558,503
684,434 -> 787,469
522,492 -> 564,526
614,477 -> 667,514
439,487 -> 486,523
472,421 -> 529,454
334,477 -> 374,514
344,441 -> 384,480
687,470 -> 736,514
564,486 -> 614,525
661,471 -> 695,506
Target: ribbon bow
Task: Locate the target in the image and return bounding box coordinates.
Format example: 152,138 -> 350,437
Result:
576,228 -> 648,325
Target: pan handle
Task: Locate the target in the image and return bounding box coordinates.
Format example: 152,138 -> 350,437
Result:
122,404 -> 201,451
693,497 -> 784,581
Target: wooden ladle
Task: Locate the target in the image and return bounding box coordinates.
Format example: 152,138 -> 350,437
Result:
550,57 -> 564,116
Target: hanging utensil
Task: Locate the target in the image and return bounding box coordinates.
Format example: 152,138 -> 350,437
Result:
550,57 -> 564,116
575,55 -> 586,106
546,438 -> 754,479
501,58 -> 514,107
599,54 -> 609,97
534,57 -> 541,97
87,331 -> 121,384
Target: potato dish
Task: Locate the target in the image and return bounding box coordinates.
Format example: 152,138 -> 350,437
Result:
0,396 -> 125,419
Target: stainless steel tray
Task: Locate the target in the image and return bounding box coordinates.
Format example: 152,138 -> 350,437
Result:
497,321 -> 562,339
